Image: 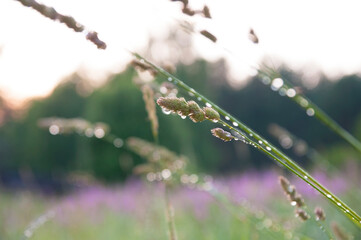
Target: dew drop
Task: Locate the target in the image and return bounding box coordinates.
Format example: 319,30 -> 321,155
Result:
258,140 -> 263,144
188,92 -> 195,97
160,86 -> 167,94
212,119 -> 219,123
262,76 -> 271,85
225,116 -> 230,121
85,128 -> 94,137
206,102 -> 212,108
197,97 -> 201,101
232,122 -> 239,127
326,194 -> 332,198
161,169 -> 172,180
266,146 -> 272,151
306,108 -> 315,116
94,128 -> 105,139
249,133 -> 253,137
162,108 -> 172,115
49,125 -> 60,135
181,115 -> 187,119
167,77 -> 172,82
290,201 -> 297,206
286,88 -> 296,98
337,202 -> 341,206
271,78 -> 284,91
113,138 -> 124,148
279,88 -> 286,96
304,175 -> 308,179
299,98 -> 308,107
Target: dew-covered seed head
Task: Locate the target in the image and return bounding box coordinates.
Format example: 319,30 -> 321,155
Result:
157,97 -> 188,114
211,128 -> 234,142
314,207 -> 326,221
188,101 -> 205,122
292,194 -> 305,207
203,107 -> 220,122
279,176 -> 291,193
295,209 -> 310,221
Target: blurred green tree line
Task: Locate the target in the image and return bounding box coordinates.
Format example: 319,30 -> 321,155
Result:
0,60 -> 361,186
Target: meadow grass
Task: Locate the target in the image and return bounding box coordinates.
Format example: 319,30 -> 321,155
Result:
2,171 -> 361,240
6,0 -> 361,239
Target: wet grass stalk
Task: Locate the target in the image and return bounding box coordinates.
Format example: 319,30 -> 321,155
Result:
133,52 -> 361,228
258,67 -> 361,155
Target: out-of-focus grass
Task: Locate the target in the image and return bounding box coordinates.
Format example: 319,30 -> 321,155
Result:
1,171 -> 360,240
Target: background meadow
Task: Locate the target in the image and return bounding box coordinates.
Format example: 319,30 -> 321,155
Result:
1,0 -> 361,239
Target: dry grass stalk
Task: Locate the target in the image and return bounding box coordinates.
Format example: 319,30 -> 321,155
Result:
15,0 -> 106,49
142,85 -> 159,140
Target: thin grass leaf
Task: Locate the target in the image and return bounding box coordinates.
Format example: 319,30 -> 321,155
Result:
258,66 -> 361,155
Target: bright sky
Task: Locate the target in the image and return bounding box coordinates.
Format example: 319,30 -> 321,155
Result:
1,0 -> 361,105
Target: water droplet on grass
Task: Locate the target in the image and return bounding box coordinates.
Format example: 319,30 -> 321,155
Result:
85,128 -> 93,137
181,115 -> 187,119
326,194 -> 332,198
306,108 -> 315,116
225,116 -> 230,121
279,88 -> 286,96
160,86 -> 167,94
113,138 -> 123,148
271,78 -> 284,91
286,88 -> 296,98
266,146 -> 272,151
299,98 -> 308,107
232,122 -> 238,127
49,125 -> 60,135
94,128 -> 105,138
197,97 -> 202,101
167,77 -> 172,82
162,108 -> 172,115
262,76 -> 271,85
304,175 -> 308,179
161,169 -> 172,180
206,102 -> 212,107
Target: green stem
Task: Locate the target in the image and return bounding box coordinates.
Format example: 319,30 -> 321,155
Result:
164,184 -> 178,240
258,68 -> 361,155
133,52 -> 361,228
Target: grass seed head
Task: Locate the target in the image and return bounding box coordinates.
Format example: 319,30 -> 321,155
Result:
211,128 -> 234,142
202,5 -> 212,18
203,107 -> 220,122
157,97 -> 189,114
200,30 -> 217,42
248,28 -> 259,44
314,207 -> 326,221
187,101 -> 205,122
295,209 -> 310,221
